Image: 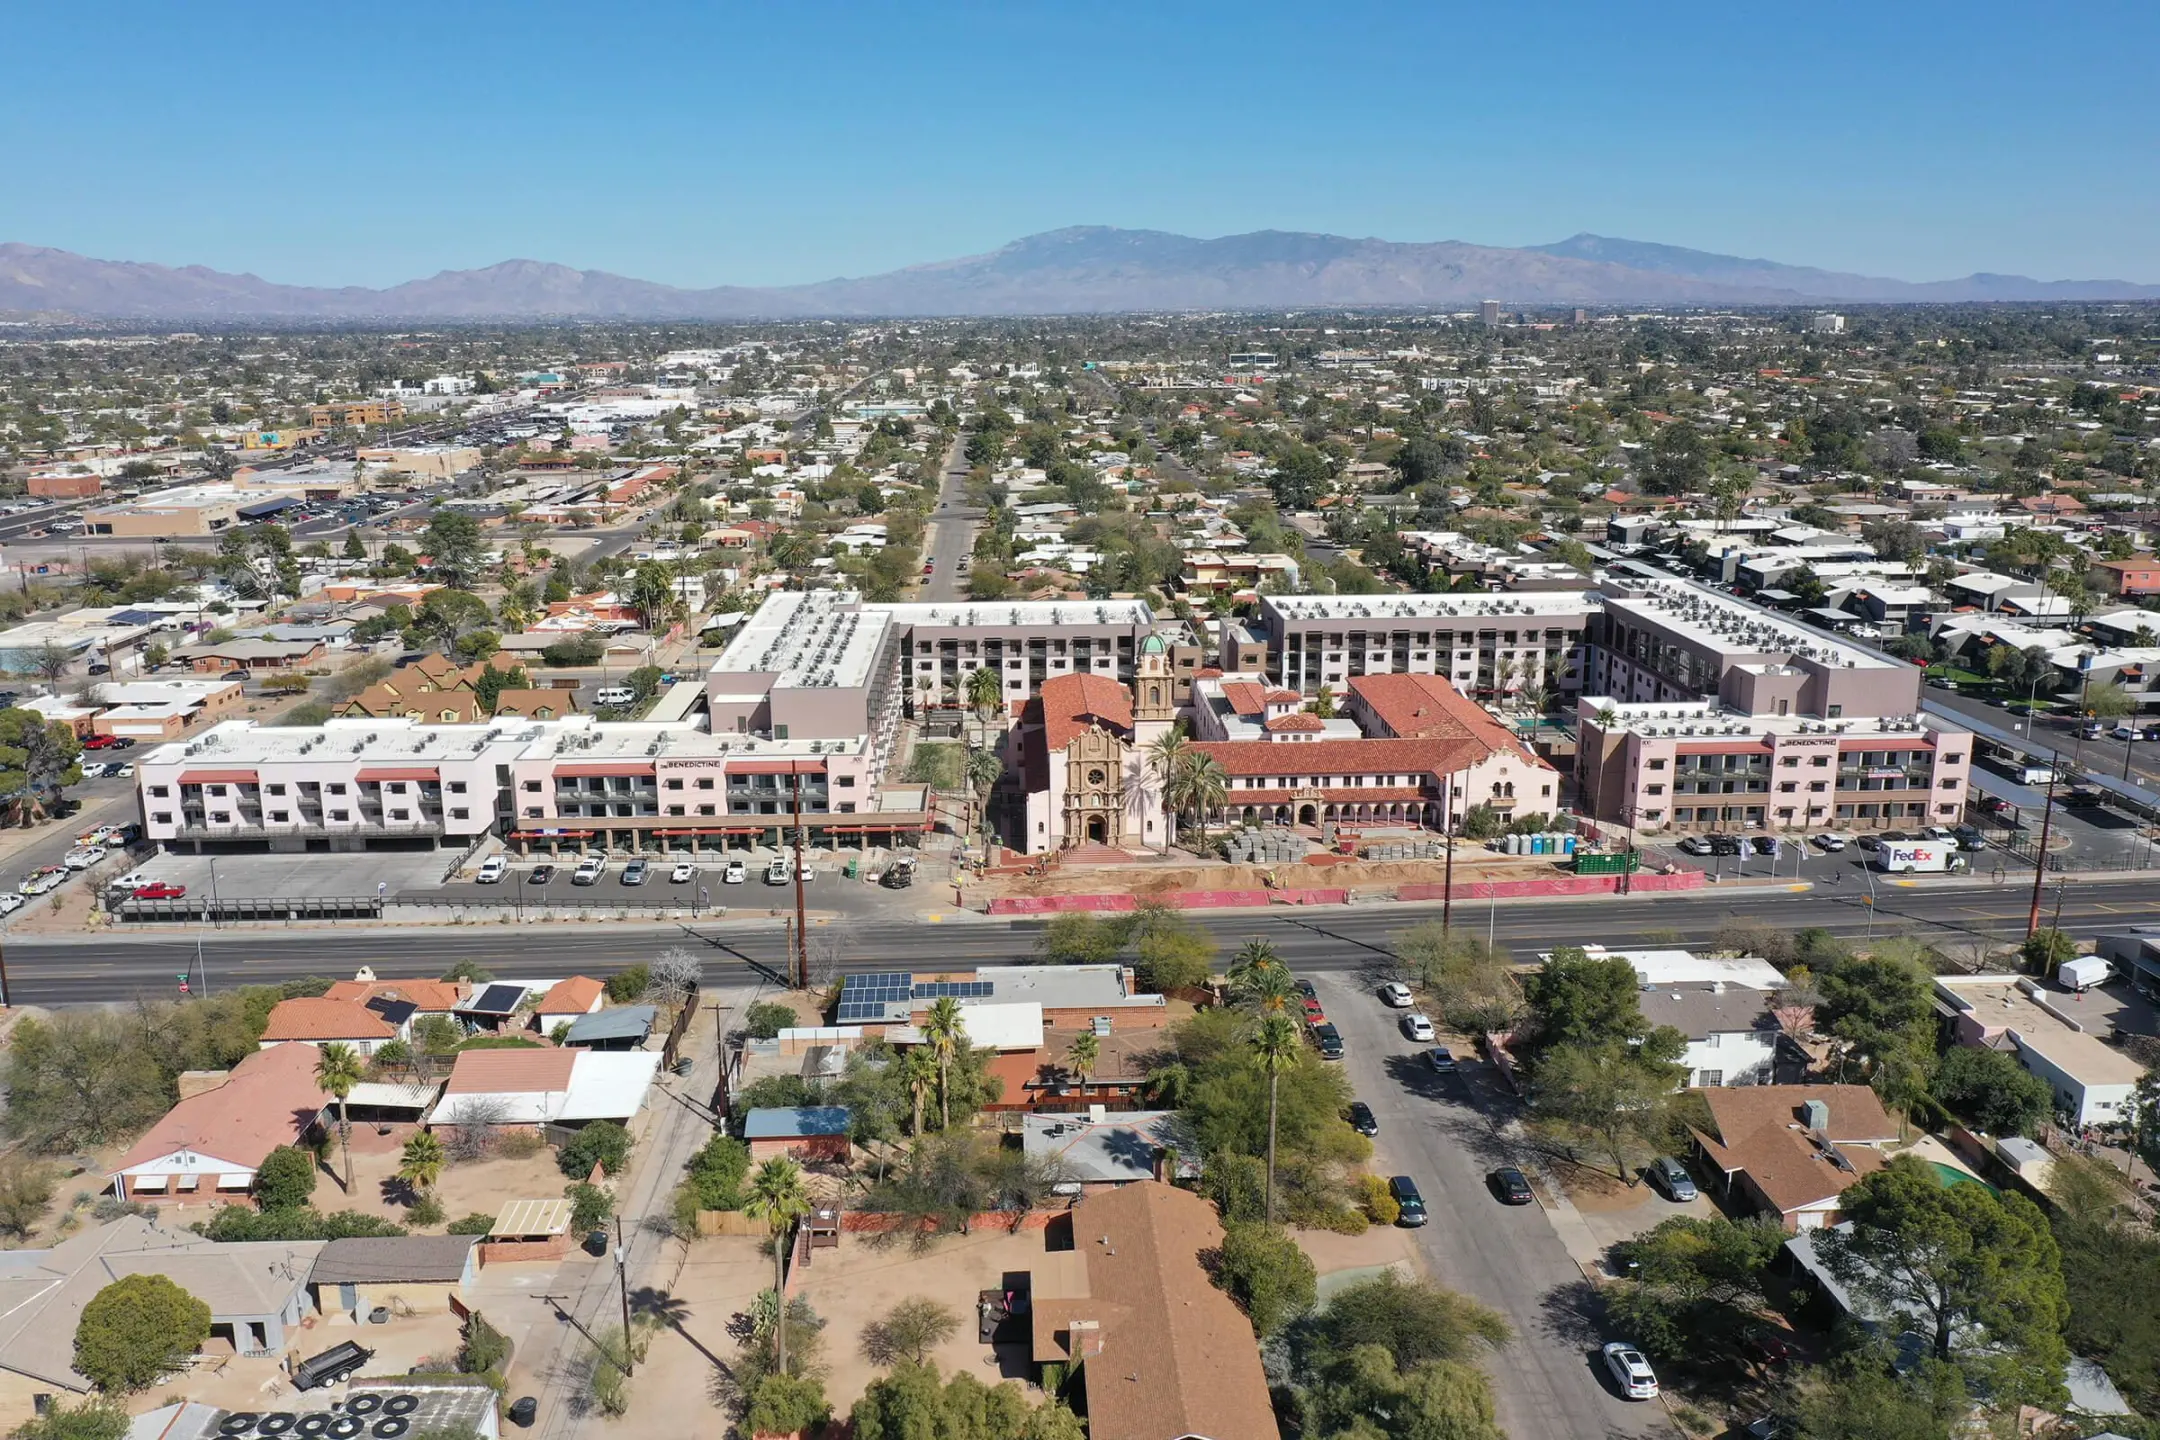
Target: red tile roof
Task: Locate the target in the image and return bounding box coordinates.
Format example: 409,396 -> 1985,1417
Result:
536,976 -> 605,1016
1037,672 -> 1135,752
260,997 -> 397,1042
444,1048 -> 576,1095
324,979 -> 464,1012
1219,681 -> 1268,717
115,1043 -> 333,1175
1263,712 -> 1326,733
1190,736 -> 1485,777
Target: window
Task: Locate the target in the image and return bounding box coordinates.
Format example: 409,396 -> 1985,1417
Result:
1697,1070 -> 1724,1087
1646,783 -> 1665,796
449,781 -> 467,793
1827,705 -> 1843,718
390,809 -> 409,821
330,809 -> 349,821
524,806 -> 542,818
1779,782 -> 1797,793
327,783 -> 346,795
665,779 -> 683,790
153,812 -> 172,824
1939,778 -> 1958,788
148,785 -> 169,798
1648,758 -> 1667,770
1811,756 -> 1829,767
836,775 -> 856,788
267,783 -> 287,795
450,807 -> 468,820
523,780 -> 541,792
1942,753 -> 1963,765
696,777 -> 714,790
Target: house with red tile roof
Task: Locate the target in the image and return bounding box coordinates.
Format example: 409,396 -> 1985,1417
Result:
257,997 -> 399,1055
534,976 -> 606,1027
111,1044 -> 333,1204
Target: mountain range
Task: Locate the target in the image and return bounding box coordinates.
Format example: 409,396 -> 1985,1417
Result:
2,227 -> 2155,321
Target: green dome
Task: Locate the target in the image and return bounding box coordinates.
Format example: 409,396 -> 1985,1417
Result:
1140,633 -> 1167,655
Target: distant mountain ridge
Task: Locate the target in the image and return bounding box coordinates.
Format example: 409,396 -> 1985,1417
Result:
2,227 -> 2154,320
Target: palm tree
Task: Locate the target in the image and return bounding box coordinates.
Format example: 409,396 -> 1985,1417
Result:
1146,727 -> 1191,852
1143,1061 -> 1191,1108
398,1130 -> 446,1195
744,1158 -> 814,1379
1183,754 -> 1229,853
964,666 -> 1004,727
922,997 -> 965,1130
1229,938 -> 1281,980
1253,1014 -> 1301,1225
963,746 -> 1003,847
314,1042 -> 365,1190
1237,963 -> 1297,1016
899,1046 -> 938,1136
1066,1032 -> 1100,1094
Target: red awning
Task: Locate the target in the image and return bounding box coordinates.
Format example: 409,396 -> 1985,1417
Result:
178,770 -> 257,785
356,767 -> 440,782
729,760 -> 827,775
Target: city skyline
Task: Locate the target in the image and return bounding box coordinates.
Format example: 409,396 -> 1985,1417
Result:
4,0 -> 2155,290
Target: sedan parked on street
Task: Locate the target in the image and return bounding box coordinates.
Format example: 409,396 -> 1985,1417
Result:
1402,1013 -> 1436,1042
1489,1167 -> 1534,1205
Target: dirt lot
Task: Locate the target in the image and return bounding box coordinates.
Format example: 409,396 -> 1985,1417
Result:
324,1122 -> 585,1226
980,847 -> 1572,902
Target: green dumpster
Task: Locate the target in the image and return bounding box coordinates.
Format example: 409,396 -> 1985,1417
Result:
844,860 -> 859,879
1573,851 -> 1640,876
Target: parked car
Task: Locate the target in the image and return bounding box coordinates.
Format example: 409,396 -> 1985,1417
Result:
0,894 -> 22,916
78,762 -> 109,779
1426,1046 -> 1458,1074
1677,835 -> 1714,857
475,857 -> 509,884
879,862 -> 915,889
113,763 -> 134,778
80,734 -> 120,751
108,737 -> 134,750
1982,795 -> 2014,816
1709,834 -> 1745,856
1379,981 -> 1413,1007
572,857 -> 605,885
2081,720 -> 2105,741
1489,1167 -> 1534,1205
528,863 -> 555,886
1748,835 -> 1778,855
1346,1101 -> 1378,1136
132,882 -> 187,899
1402,1013 -> 1436,1042
1295,978 -> 1317,1000
595,685 -> 636,707
765,858 -> 791,885
1810,833 -> 1848,852
1311,1023 -> 1344,1060
2112,724 -> 2137,741
670,862 -> 696,884
1389,1175 -> 1427,1227
1602,1342 -> 1660,1400
61,846 -> 105,870
1950,825 -> 1987,851
1301,996 -> 1326,1023
723,860 -> 747,884
620,859 -> 650,886
1647,1156 -> 1698,1202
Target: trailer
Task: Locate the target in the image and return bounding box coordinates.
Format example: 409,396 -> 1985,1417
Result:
1872,840 -> 1968,874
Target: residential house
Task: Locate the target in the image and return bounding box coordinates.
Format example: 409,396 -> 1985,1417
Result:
2092,555 -> 2160,598
562,1006 -> 658,1051
308,1235 -> 481,1321
1690,1085 -> 1898,1231
533,976 -> 607,1030
109,1044 -> 331,1205
1638,982 -> 1783,1087
427,1048 -> 662,1129
1027,1181 -> 1280,1440
173,638 -> 326,675
257,997 -> 399,1055
1021,1110 -> 1196,1188
743,1106 -> 853,1163
0,1217 -> 321,1418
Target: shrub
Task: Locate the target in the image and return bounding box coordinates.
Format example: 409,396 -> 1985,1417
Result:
1358,1173 -> 1400,1226
457,1311 -> 511,1375
604,965 -> 649,1003
408,1194 -> 445,1228
11,1398 -> 129,1440
861,1296 -> 959,1366
565,1182 -> 614,1233
558,1120 -> 632,1178
1211,1221 -> 1316,1336
685,1134 -> 751,1211
74,1275 -> 211,1392
743,1374 -> 831,1436
252,1146 -> 317,1213
742,1001 -> 797,1041
495,1129 -> 546,1160
446,1213 -> 495,1235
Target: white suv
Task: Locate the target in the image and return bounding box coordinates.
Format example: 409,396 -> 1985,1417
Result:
475,857 -> 509,884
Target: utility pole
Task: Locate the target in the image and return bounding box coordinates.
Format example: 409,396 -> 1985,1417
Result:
1439,777 -> 1455,935
0,934 -> 11,1009
2026,761 -> 2060,938
790,767 -> 808,990
614,1216 -> 633,1377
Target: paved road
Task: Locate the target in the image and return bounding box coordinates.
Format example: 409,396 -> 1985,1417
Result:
1319,969 -> 1673,1438
1928,685 -> 2160,790
919,431 -> 976,602
10,873 -> 2152,1006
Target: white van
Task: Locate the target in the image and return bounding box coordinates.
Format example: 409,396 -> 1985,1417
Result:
595,686 -> 635,707
2015,762 -> 2061,785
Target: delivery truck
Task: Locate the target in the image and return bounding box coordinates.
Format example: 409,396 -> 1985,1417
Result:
1872,839 -> 1969,874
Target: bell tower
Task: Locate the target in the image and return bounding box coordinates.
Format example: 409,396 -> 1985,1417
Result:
1133,632 -> 1175,724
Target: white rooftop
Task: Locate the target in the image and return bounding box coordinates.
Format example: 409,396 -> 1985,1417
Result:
709,590 -> 890,691
1578,696 -> 1953,742
1538,945 -> 1787,992
1602,579 -> 1898,671
877,599 -> 1155,630
1262,590 -> 1597,622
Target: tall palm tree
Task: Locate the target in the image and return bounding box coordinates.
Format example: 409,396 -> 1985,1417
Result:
1146,727 -> 1191,852
1184,754 -> 1229,853
398,1130 -> 446,1195
899,1046 -> 938,1136
922,997 -> 965,1130
1066,1032 -> 1100,1093
1229,938 -> 1281,981
1253,1014 -> 1301,1225
1237,963 -> 1297,1016
744,1158 -> 814,1379
314,1043 -> 365,1190
964,746 -> 1003,847
964,666 -> 1004,726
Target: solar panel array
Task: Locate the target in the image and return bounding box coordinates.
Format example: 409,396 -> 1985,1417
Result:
836,972 -> 913,1024
912,980 -> 993,1000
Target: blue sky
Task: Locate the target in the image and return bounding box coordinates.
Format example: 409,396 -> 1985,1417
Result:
3,1 -> 2155,288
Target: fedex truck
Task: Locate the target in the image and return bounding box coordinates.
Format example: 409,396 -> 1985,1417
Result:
1873,839 -> 1968,874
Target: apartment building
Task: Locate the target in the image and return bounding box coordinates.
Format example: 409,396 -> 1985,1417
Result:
1590,577 -> 1923,718
137,715 -> 929,855
1574,697 -> 1971,833
308,399 -> 405,428
704,590 -> 903,754
880,598 -> 1166,713
1256,591 -> 1596,700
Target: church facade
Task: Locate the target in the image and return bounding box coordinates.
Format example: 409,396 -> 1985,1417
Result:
1015,636 -> 1177,854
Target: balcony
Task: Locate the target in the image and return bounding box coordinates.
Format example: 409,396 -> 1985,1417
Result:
178,815 -> 445,839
